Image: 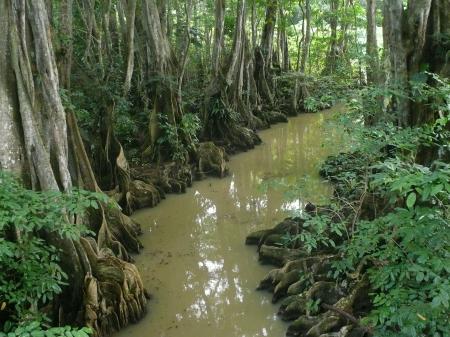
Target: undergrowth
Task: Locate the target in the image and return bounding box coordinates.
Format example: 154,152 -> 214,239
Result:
0,173 -> 108,336
271,73 -> 450,336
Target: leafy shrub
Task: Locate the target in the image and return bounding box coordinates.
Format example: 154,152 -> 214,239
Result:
157,113 -> 201,163
0,323 -> 91,337
277,72 -> 450,336
332,158 -> 450,336
0,172 -> 105,335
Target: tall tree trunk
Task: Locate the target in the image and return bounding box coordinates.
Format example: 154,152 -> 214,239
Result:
251,0 -> 257,49
123,0 -> 137,95
211,0 -> 225,77
59,0 -> 73,89
260,0 -> 278,68
364,0 -> 381,125
178,0 -> 192,103
323,0 -> 339,74
384,0 -> 434,126
366,0 -> 378,84
254,0 -> 278,106
384,0 -> 410,126
278,6 -> 290,71
141,0 -> 193,161
204,0 -> 262,151
0,0 -> 25,177
1,2 -> 147,335
426,0 -> 450,77
300,0 -> 311,73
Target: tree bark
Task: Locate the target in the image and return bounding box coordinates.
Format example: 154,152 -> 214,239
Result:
141,0 -> 193,161
366,0 -> 378,85
260,0 -> 278,68
211,0 -> 226,77
178,0 -> 192,104
300,0 -> 311,73
2,2 -> 147,335
59,0 -> 73,89
278,7 -> 290,71
123,0 -> 137,95
323,0 -> 339,74
204,0 -> 262,150
383,0 -> 434,126
0,0 -> 24,177
363,0 -> 381,125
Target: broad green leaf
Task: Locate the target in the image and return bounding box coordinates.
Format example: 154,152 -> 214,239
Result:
406,192 -> 417,209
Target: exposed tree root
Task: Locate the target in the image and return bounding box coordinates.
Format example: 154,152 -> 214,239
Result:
278,281 -> 344,321
245,217 -> 304,248
258,255 -> 337,302
79,238 -> 149,336
247,207 -> 372,337
127,180 -> 162,210
258,245 -> 309,266
285,277 -> 370,337
211,122 -> 262,153
256,109 -> 289,125
196,142 -> 229,178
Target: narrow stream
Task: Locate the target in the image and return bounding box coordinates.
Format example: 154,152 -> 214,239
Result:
116,109 -> 343,337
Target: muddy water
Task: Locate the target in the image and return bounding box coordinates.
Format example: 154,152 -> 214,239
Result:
116,110 -> 344,337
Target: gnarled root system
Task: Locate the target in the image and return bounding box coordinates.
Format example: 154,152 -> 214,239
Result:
247,210 -> 372,337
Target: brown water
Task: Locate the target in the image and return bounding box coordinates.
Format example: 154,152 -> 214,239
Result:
116,110 -> 344,337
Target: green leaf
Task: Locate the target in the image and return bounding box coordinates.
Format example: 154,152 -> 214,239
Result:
415,272 -> 424,282
406,192 -> 417,209
431,183 -> 443,196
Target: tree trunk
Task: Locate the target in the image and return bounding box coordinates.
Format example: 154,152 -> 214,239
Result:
300,0 -> 311,73
204,0 -> 262,151
211,0 -> 226,77
141,0 -> 193,161
260,0 -> 278,68
123,0 -> 137,95
251,0 -> 257,49
253,0 -> 278,106
426,0 -> 450,77
1,2 -> 147,335
366,0 -> 378,84
178,0 -> 192,104
323,0 -> 339,74
59,0 -> 73,89
383,0 -> 434,126
278,7 -> 290,72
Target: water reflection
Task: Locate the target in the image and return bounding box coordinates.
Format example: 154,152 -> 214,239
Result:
115,109 -> 344,337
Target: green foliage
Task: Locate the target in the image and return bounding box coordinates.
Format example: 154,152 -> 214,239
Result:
210,97 -> 239,124
304,76 -> 355,113
333,158 -> 450,337
276,72 -> 450,336
282,212 -> 347,253
304,95 -> 332,113
306,298 -> 322,315
157,113 -> 201,163
333,77 -> 449,336
0,172 -> 106,333
181,113 -> 202,144
0,323 -> 92,337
